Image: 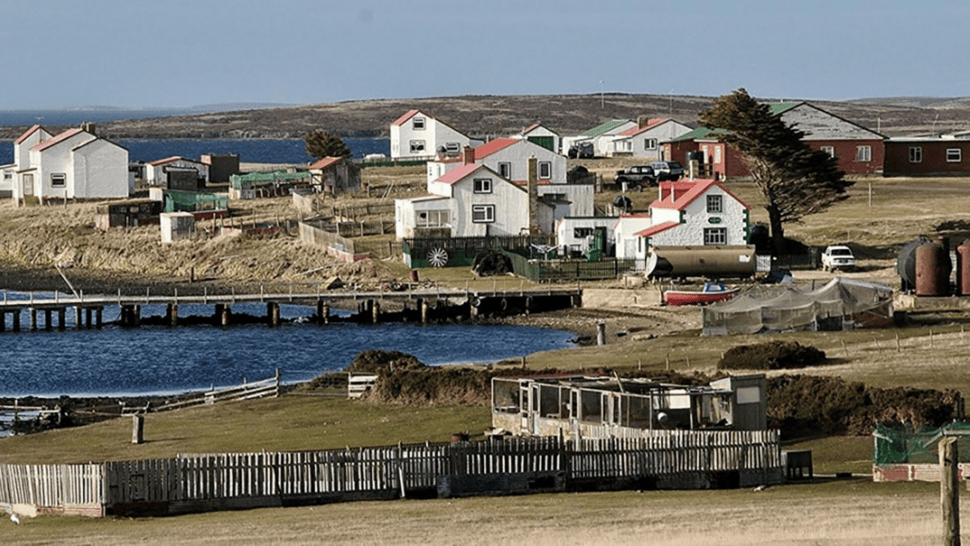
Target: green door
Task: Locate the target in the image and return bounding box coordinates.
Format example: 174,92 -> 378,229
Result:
527,136 -> 555,152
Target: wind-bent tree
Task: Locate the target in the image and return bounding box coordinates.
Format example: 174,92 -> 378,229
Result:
304,130 -> 351,160
699,88 -> 851,253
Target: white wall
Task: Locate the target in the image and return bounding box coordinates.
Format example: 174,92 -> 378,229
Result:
648,187 -> 748,247
614,216 -> 653,260
450,172 -> 530,237
73,139 -> 129,198
478,140 -> 566,183
391,111 -> 479,160
146,158 -> 209,186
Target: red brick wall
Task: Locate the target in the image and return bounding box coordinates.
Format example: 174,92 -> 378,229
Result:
805,139 -> 884,175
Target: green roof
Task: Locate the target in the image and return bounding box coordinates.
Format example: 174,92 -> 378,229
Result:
766,102 -> 801,116
229,170 -> 312,189
670,126 -> 729,142
582,119 -> 632,138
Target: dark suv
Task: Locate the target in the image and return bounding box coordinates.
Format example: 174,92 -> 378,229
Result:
613,165 -> 656,188
649,161 -> 685,181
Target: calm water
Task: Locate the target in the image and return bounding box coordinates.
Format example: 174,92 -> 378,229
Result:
0,138 -> 389,166
0,291 -> 574,397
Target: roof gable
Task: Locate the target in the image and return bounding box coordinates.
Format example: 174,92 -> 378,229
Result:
149,155 -> 203,167
651,179 -> 750,211
670,126 -> 729,142
473,138 -> 519,159
30,128 -> 86,152
15,125 -> 47,145
392,109 -> 421,126
766,102 -> 803,116
437,162 -> 487,184
618,119 -> 669,137
583,119 -> 633,138
635,220 -> 679,238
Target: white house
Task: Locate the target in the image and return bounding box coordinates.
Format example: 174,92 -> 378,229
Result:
515,123 -> 561,154
389,110 -> 482,160
609,118 -> 693,159
396,153 -> 565,239
613,214 -> 653,260
427,139 -> 593,217
556,217 -> 618,257
562,119 -> 637,158
145,156 -> 210,187
633,179 -> 750,262
11,124 -> 129,202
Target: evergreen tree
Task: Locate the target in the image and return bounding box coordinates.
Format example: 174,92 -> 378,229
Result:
699,88 -> 852,253
304,130 -> 351,160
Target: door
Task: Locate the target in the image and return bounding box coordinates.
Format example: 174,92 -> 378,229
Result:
22,173 -> 34,197
527,136 -> 555,152
519,383 -> 530,434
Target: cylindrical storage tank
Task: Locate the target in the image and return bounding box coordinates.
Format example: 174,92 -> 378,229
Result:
915,242 -> 950,296
646,245 -> 757,279
957,241 -> 970,296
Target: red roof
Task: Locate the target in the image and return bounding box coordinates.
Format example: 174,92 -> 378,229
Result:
30,128 -> 85,152
15,125 -> 44,145
650,179 -> 750,211
634,221 -> 679,238
309,157 -> 342,169
618,118 -> 669,137
437,163 -> 486,184
391,110 -> 420,126
473,138 -> 518,159
149,156 -> 183,166
522,123 -> 540,134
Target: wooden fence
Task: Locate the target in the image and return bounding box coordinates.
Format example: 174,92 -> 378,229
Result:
0,431 -> 782,517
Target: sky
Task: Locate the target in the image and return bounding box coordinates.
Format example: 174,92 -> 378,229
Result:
1,0 -> 967,110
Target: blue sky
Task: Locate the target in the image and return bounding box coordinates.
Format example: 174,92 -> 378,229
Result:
1,0 -> 966,109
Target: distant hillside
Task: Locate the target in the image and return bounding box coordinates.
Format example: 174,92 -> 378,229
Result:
4,94 -> 970,141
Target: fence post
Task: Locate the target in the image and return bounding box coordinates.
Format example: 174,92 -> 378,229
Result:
941,436 -> 960,546
132,415 -> 144,444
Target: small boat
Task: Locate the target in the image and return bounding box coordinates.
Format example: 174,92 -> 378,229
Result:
663,281 -> 739,306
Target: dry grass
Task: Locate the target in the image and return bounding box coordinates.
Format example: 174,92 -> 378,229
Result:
1,479 -> 955,545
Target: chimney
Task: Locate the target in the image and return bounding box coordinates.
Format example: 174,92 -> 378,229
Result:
81,121 -> 96,135
638,116 -> 648,129
528,156 -> 539,235
461,146 -> 475,165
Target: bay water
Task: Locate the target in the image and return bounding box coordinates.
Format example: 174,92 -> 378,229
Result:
0,291 -> 575,397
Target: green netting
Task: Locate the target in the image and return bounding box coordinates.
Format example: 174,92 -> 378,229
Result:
874,422 -> 970,466
164,190 -> 228,213
230,170 -> 311,189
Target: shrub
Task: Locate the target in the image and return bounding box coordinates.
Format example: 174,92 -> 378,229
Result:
718,341 -> 826,370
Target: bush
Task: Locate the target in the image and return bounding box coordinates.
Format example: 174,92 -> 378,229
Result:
718,341 -> 826,370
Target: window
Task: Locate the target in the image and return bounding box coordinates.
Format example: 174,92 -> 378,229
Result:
51,173 -> 66,187
947,148 -> 962,162
413,117 -> 425,130
706,194 -> 723,213
574,227 -> 594,238
821,146 -> 836,158
713,146 -> 722,164
2,171 -> 11,181
444,142 -> 460,153
417,210 -> 449,228
644,138 -> 658,150
856,145 -> 872,162
409,140 -> 426,154
472,204 -> 495,223
909,146 -> 923,163
538,161 -> 552,179
704,227 -> 726,246
498,162 -> 511,179
473,178 -> 492,194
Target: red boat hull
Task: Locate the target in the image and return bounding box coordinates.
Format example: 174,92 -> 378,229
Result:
663,289 -> 738,306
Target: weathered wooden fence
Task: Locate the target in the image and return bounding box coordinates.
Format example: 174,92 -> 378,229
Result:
0,432 -> 782,518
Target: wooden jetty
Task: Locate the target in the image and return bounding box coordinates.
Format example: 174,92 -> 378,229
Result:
0,286 -> 582,332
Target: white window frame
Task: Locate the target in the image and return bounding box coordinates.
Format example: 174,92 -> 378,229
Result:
473,178 -> 492,194
714,146 -> 722,164
947,148 -> 962,163
820,146 -> 836,158
706,194 -> 723,214
51,172 -> 67,187
856,145 -> 872,162
444,142 -> 460,153
909,146 -> 923,163
417,210 -> 449,228
409,140 -> 426,154
644,138 -> 658,150
412,117 -> 425,130
498,162 -> 511,179
703,227 -> 727,246
538,161 -> 552,179
472,204 -> 495,223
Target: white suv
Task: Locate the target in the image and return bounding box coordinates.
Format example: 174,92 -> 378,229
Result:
821,245 -> 856,272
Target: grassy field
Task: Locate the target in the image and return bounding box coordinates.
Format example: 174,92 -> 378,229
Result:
6,171 -> 970,543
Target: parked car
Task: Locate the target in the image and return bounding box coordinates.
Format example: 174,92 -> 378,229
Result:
567,142 -> 594,159
821,245 -> 856,271
613,165 -> 656,189
650,161 -> 685,181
